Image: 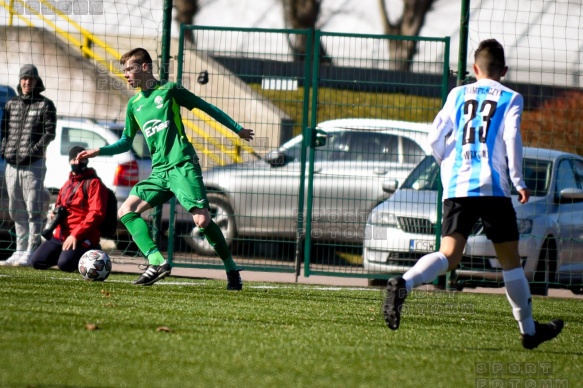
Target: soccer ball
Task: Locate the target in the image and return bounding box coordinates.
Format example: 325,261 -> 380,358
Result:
78,250 -> 112,281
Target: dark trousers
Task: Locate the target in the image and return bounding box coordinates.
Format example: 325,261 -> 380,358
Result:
31,237 -> 99,272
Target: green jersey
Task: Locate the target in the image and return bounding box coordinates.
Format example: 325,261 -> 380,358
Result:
103,81 -> 243,171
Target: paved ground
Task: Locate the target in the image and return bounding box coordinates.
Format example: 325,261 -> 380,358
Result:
112,256 -> 583,299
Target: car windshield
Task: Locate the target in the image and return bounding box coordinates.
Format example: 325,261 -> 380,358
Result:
401,156 -> 552,197
401,156 -> 440,191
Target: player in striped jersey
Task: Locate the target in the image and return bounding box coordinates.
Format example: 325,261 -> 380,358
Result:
383,39 -> 563,349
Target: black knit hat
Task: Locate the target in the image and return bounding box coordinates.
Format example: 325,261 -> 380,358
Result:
69,146 -> 86,161
17,64 -> 46,94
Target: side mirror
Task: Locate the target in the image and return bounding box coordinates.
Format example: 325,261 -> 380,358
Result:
382,180 -> 399,194
312,129 -> 329,148
264,150 -> 288,167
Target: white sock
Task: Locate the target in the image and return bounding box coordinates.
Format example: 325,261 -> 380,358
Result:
503,268 -> 535,335
402,252 -> 449,292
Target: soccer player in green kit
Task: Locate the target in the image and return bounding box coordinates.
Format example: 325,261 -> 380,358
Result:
76,48 -> 254,288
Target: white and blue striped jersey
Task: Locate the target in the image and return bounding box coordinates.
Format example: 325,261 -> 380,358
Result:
429,78 -> 526,200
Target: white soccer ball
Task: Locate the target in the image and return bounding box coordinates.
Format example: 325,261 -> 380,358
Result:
78,250 -> 112,281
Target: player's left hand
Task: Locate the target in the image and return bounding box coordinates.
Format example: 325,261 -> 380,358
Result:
238,128 -> 254,142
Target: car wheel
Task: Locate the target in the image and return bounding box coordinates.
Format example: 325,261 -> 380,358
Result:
183,193 -> 236,256
529,239 -> 556,296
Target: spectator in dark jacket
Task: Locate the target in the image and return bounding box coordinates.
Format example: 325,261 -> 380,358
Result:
31,146 -> 108,272
0,64 -> 56,266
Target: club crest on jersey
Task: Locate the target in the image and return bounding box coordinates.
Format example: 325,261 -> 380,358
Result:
143,119 -> 170,137
154,96 -> 164,109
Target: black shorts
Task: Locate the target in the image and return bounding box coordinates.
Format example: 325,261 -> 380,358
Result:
441,197 -> 519,243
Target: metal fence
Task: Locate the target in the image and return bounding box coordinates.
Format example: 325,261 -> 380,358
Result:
2,0 -> 582,296
169,26 -> 450,282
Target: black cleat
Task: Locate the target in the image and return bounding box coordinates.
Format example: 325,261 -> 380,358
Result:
383,276 -> 408,330
521,319 -> 564,350
226,269 -> 243,291
133,261 -> 172,286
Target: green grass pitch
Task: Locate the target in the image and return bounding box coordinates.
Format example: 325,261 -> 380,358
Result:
0,268 -> 580,387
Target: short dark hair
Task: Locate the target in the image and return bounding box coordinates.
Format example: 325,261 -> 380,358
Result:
120,48 -> 153,67
474,39 -> 506,77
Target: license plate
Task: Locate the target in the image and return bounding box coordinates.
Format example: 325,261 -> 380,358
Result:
409,239 -> 435,252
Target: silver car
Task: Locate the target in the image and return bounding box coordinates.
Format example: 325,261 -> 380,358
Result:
363,148 -> 583,295
184,118 -> 432,255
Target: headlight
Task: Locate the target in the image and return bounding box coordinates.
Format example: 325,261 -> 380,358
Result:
517,218 -> 533,234
369,212 -> 398,227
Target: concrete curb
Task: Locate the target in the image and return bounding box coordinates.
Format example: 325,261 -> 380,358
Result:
111,257 -> 583,298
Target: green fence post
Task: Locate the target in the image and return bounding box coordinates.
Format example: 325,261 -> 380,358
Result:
457,0 -> 471,86
154,0 -> 173,258
294,29 -> 313,282
303,28 -> 322,278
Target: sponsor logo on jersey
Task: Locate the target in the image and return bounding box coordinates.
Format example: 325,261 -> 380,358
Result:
136,105 -> 143,111
154,96 -> 164,109
143,119 -> 170,137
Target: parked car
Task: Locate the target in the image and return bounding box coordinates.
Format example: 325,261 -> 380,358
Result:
184,118 -> 432,255
42,116 -> 167,240
44,117 -> 149,199
362,148 -> 583,295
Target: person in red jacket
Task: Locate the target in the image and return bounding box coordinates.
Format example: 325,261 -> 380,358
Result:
31,146 -> 108,272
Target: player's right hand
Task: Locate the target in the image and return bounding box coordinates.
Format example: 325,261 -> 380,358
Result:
75,149 -> 100,162
518,188 -> 531,204
238,128 -> 254,141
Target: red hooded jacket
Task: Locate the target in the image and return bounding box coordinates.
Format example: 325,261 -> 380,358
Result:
52,168 -> 108,246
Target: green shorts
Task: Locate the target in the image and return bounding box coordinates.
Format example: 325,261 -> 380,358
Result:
130,161 -> 209,212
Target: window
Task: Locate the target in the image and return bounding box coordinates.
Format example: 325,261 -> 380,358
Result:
280,130 -> 426,165
61,127 -> 108,155
573,159 -> 583,189
518,159 -> 552,197
107,126 -> 151,159
331,132 -> 400,163
316,132 -> 349,162
555,159 -> 579,194
402,137 -> 426,164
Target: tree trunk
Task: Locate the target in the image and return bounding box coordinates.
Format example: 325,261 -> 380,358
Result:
283,0 -> 332,64
378,0 -> 435,71
175,0 -> 199,46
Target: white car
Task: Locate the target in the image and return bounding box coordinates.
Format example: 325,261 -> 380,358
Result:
44,117 -> 150,200
44,117 -> 156,241
363,148 -> 583,295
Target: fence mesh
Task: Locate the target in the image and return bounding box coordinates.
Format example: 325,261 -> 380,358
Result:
0,1 -> 582,295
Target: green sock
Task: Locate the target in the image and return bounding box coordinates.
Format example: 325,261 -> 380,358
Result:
120,212 -> 162,265
146,250 -> 165,266
200,221 -> 237,271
